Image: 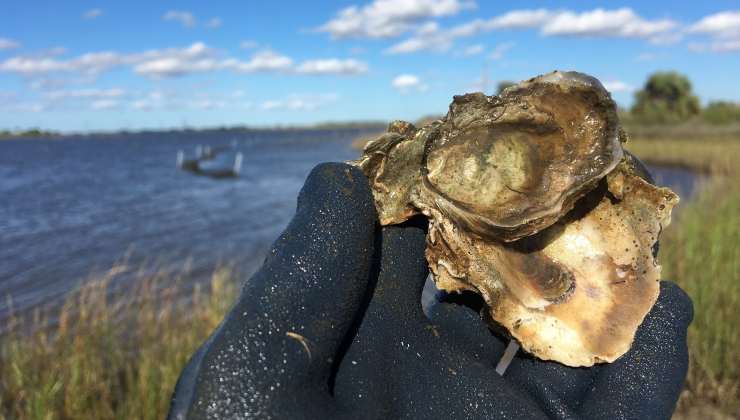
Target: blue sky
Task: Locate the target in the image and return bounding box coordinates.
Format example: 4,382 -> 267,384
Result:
1,0 -> 739,132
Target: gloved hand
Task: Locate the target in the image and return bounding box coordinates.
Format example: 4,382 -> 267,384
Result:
167,162 -> 692,420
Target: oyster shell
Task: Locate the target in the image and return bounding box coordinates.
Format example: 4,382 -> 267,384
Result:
351,71 -> 679,366
425,158 -> 678,365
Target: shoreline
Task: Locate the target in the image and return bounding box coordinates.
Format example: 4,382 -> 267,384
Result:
0,121 -> 388,142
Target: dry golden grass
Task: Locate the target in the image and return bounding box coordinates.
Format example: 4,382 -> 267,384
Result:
626,137 -> 739,175
0,131 -> 737,419
627,136 -> 739,419
0,264 -> 237,420
659,177 -> 740,418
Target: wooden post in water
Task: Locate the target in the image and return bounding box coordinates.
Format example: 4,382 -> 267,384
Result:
233,152 -> 243,176
176,150 -> 184,168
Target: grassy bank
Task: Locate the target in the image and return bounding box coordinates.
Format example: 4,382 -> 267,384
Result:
626,138 -> 739,418
659,176 -> 739,418
0,136 -> 737,419
625,136 -> 740,175
0,265 -> 238,420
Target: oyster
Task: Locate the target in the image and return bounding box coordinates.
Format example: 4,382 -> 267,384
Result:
351,71 -> 679,367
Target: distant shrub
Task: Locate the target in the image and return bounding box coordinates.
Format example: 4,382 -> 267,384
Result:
631,72 -> 700,123
496,80 -> 516,94
702,101 -> 740,124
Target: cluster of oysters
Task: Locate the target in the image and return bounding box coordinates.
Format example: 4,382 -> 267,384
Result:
350,71 -> 679,367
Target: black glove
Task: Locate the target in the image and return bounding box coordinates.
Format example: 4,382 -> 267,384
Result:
168,163 -> 692,419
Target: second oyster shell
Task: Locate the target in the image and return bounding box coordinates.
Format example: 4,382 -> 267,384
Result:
350,71 -> 679,366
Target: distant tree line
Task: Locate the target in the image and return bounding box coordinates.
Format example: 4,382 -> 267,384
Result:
0,128 -> 58,139
628,71 -> 739,125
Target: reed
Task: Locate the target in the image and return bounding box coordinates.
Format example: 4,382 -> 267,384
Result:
0,264 -> 238,420
627,138 -> 739,418
659,177 -> 739,418
626,137 -> 740,175
0,136 -> 736,419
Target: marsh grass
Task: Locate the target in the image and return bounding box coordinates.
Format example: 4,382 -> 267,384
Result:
626,137 -> 740,175
659,177 -> 740,418
626,138 -> 739,418
0,264 -> 238,420
0,135 -> 737,419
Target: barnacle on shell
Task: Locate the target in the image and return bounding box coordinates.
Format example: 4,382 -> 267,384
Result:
350,71 -> 679,367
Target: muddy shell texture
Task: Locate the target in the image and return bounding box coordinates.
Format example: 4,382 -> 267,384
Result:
350,71 -> 679,367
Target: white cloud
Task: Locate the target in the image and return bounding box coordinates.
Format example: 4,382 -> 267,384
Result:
91,99 -> 119,110
687,11 -> 740,53
131,100 -> 154,110
689,39 -> 740,53
468,73 -> 491,92
134,58 -> 218,78
261,99 -> 309,111
83,9 -> 103,20
260,94 -> 338,111
0,38 -> 20,50
386,35 -> 444,54
318,0 -> 475,39
636,52 -> 657,61
487,9 -> 554,29
488,42 -> 513,60
0,91 -> 16,106
386,22 -> 454,53
189,99 -> 226,110
689,11 -> 740,39
130,90 -> 177,110
29,78 -> 67,90
0,42 -> 215,78
73,51 -> 133,75
240,40 -> 258,49
392,74 -> 428,93
541,8 -> 677,39
223,50 -> 293,73
392,74 -> 420,88
205,17 -> 223,28
164,10 -> 196,28
387,8 -> 678,54
8,102 -> 47,112
130,90 -> 255,111
0,57 -> 75,74
295,59 -> 368,75
133,42 -> 223,78
41,46 -> 68,57
602,80 -> 634,93
146,90 -> 169,101
710,38 -> 740,52
648,32 -> 683,46
3,47 -> 69,75
45,88 -> 126,100
0,98 -> 49,112
0,42 -> 366,80
385,20 -> 491,54
461,44 -> 484,56
0,50 -> 134,76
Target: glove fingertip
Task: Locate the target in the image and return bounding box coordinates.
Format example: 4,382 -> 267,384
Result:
297,162 -> 376,223
657,281 -> 694,328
